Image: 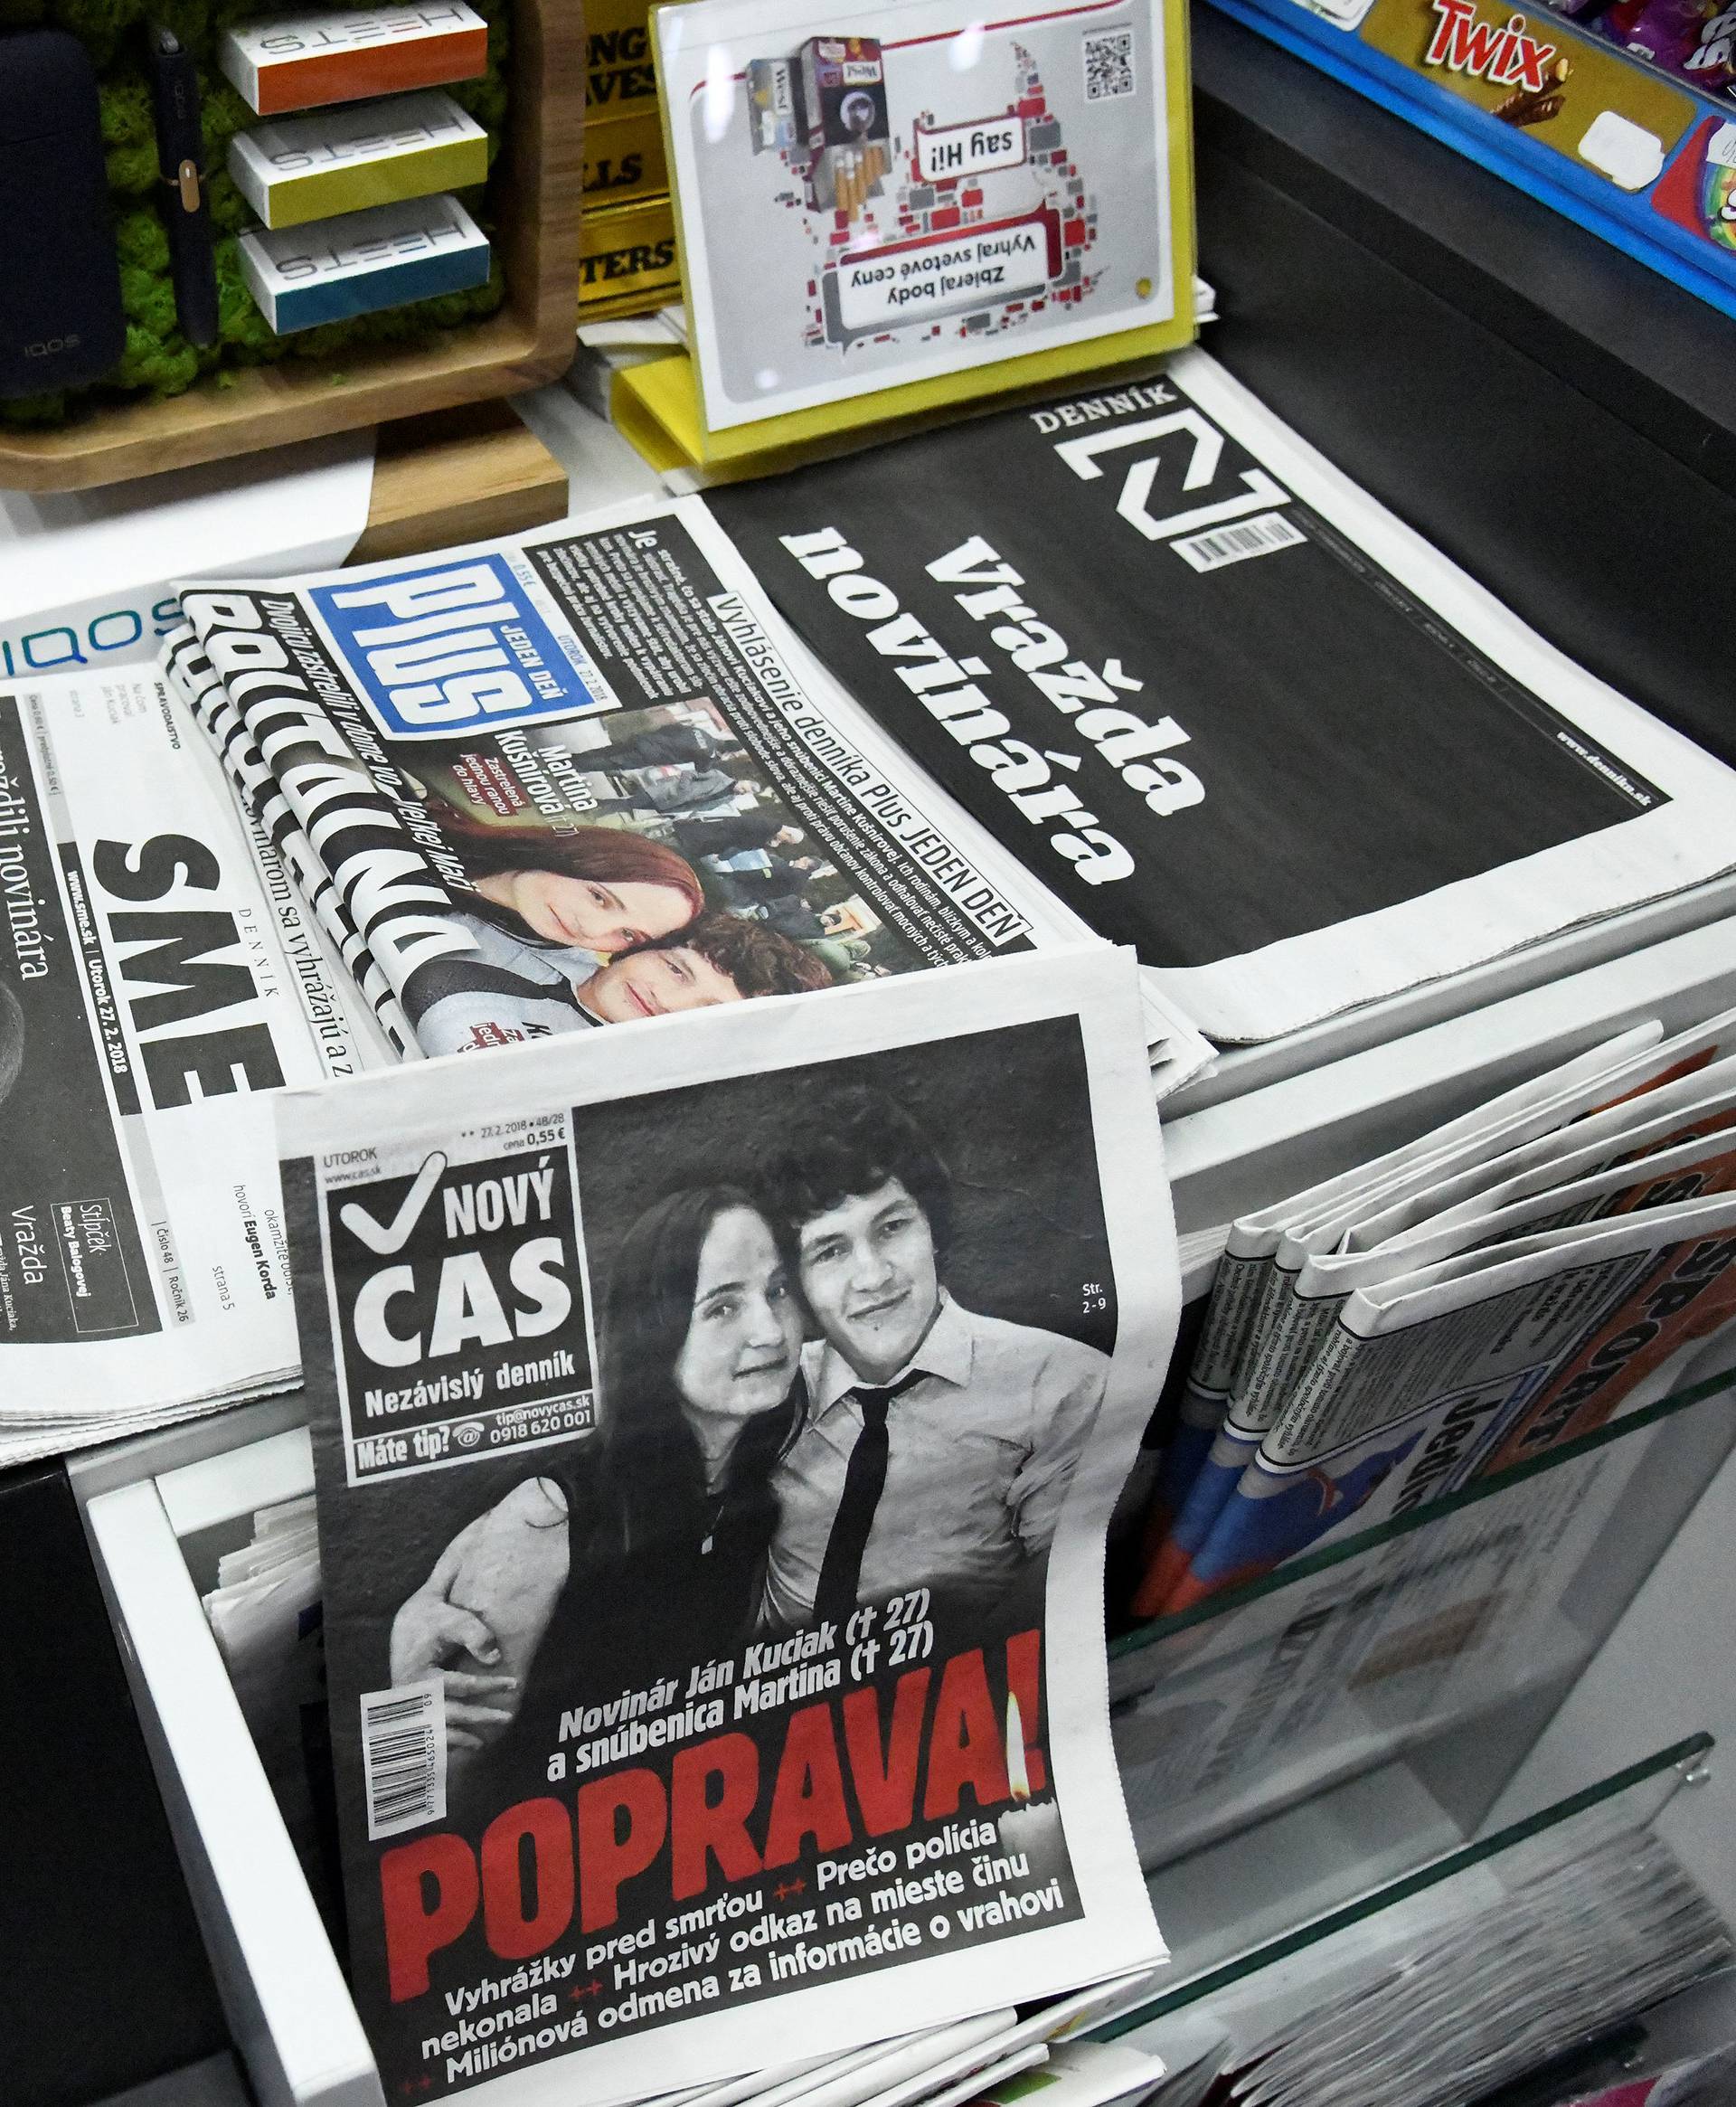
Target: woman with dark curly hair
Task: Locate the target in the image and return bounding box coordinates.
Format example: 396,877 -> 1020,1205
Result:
386,1186 -> 806,1787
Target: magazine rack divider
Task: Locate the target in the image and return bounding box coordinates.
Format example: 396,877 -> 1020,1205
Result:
1109,1356 -> 1736,1898
1110,1358 -> 1736,1663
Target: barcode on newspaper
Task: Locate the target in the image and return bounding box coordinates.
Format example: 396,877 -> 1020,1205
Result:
361,1680 -> 447,1839
1172,513 -> 1307,572
1083,28 -> 1135,99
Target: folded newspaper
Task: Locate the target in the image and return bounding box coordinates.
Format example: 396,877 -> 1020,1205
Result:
1134,1007 -> 1736,1615
0,496 -> 1212,1461
1215,1831 -> 1731,2107
703,348 -> 1736,1044
0,667 -> 392,1464
275,946 -> 1176,2102
166,501 -> 1213,1091
201,1457 -> 1171,2107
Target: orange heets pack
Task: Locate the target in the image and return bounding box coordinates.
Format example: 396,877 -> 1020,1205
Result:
219,3 -> 489,117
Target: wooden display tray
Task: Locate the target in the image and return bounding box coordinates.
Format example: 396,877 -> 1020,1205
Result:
351,400 -> 569,562
0,0 -> 584,496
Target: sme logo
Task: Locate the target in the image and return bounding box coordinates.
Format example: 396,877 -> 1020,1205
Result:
309,555 -> 609,740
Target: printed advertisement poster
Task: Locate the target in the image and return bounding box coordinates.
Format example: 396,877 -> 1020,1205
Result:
659,0 -> 1176,430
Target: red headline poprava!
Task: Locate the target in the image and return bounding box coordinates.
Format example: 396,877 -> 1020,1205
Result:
383,1632 -> 1052,2001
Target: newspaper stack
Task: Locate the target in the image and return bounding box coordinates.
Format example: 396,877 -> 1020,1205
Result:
703,347 -> 1736,1046
202,1491 -> 334,1915
0,496 -> 1215,1461
0,667 -> 401,1466
202,1490 -> 1172,2107
161,507 -> 1212,1088
269,947 -> 1178,2103
1140,1830 -> 1731,2107
1132,1007 -> 1736,1617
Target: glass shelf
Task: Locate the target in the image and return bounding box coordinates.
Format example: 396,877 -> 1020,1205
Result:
1106,1364 -> 1736,1885
1096,1733 -> 1712,2041
1114,1357 -> 1736,1660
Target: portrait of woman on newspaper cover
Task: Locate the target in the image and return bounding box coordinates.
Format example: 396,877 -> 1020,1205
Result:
405,798 -> 833,1046
386,1183 -> 803,1795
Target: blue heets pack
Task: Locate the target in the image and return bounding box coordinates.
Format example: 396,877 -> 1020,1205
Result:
239,193 -> 490,332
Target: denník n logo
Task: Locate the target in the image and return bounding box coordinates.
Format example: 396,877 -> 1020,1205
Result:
307,553 -> 619,742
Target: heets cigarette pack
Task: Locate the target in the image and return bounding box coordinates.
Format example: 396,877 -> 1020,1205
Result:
219,2 -> 489,116
228,91 -> 488,228
239,193 -> 490,330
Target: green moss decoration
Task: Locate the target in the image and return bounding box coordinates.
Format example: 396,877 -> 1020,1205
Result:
2,0 -> 511,429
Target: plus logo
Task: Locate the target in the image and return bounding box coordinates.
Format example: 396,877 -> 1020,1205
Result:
1423,0 -> 1557,90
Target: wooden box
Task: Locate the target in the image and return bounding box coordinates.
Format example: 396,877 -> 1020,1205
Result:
0,0 -> 584,495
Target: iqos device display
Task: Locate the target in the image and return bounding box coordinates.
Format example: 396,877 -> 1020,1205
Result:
0,30 -> 126,398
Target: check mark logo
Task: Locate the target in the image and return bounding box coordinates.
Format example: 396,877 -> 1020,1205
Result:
340,1151 -> 448,1255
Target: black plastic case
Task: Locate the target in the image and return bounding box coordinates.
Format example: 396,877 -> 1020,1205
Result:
0,29 -> 126,399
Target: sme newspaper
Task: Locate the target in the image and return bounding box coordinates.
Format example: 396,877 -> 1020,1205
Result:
0,668 -> 392,1462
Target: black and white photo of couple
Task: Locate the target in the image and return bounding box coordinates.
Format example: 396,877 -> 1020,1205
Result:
381,1025 -> 1118,1794
392,694 -> 929,1057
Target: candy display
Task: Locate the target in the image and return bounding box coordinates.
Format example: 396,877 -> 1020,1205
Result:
1212,0 -> 1736,316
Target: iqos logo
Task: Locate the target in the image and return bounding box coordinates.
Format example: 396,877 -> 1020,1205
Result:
1,595 -> 184,678
24,334 -> 80,357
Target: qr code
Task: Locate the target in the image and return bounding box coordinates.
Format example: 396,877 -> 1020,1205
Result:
1084,27 -> 1135,99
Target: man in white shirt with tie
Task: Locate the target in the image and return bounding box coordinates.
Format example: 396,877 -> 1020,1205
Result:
757,1083 -> 1109,1630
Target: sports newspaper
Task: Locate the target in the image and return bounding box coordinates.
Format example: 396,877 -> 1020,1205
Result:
276,948 -> 1175,2103
168,502 -> 1212,1091
0,667 -> 385,1462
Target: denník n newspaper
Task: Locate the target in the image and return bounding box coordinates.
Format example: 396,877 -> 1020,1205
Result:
276,947 -> 1175,2102
705,348 -> 1736,1044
